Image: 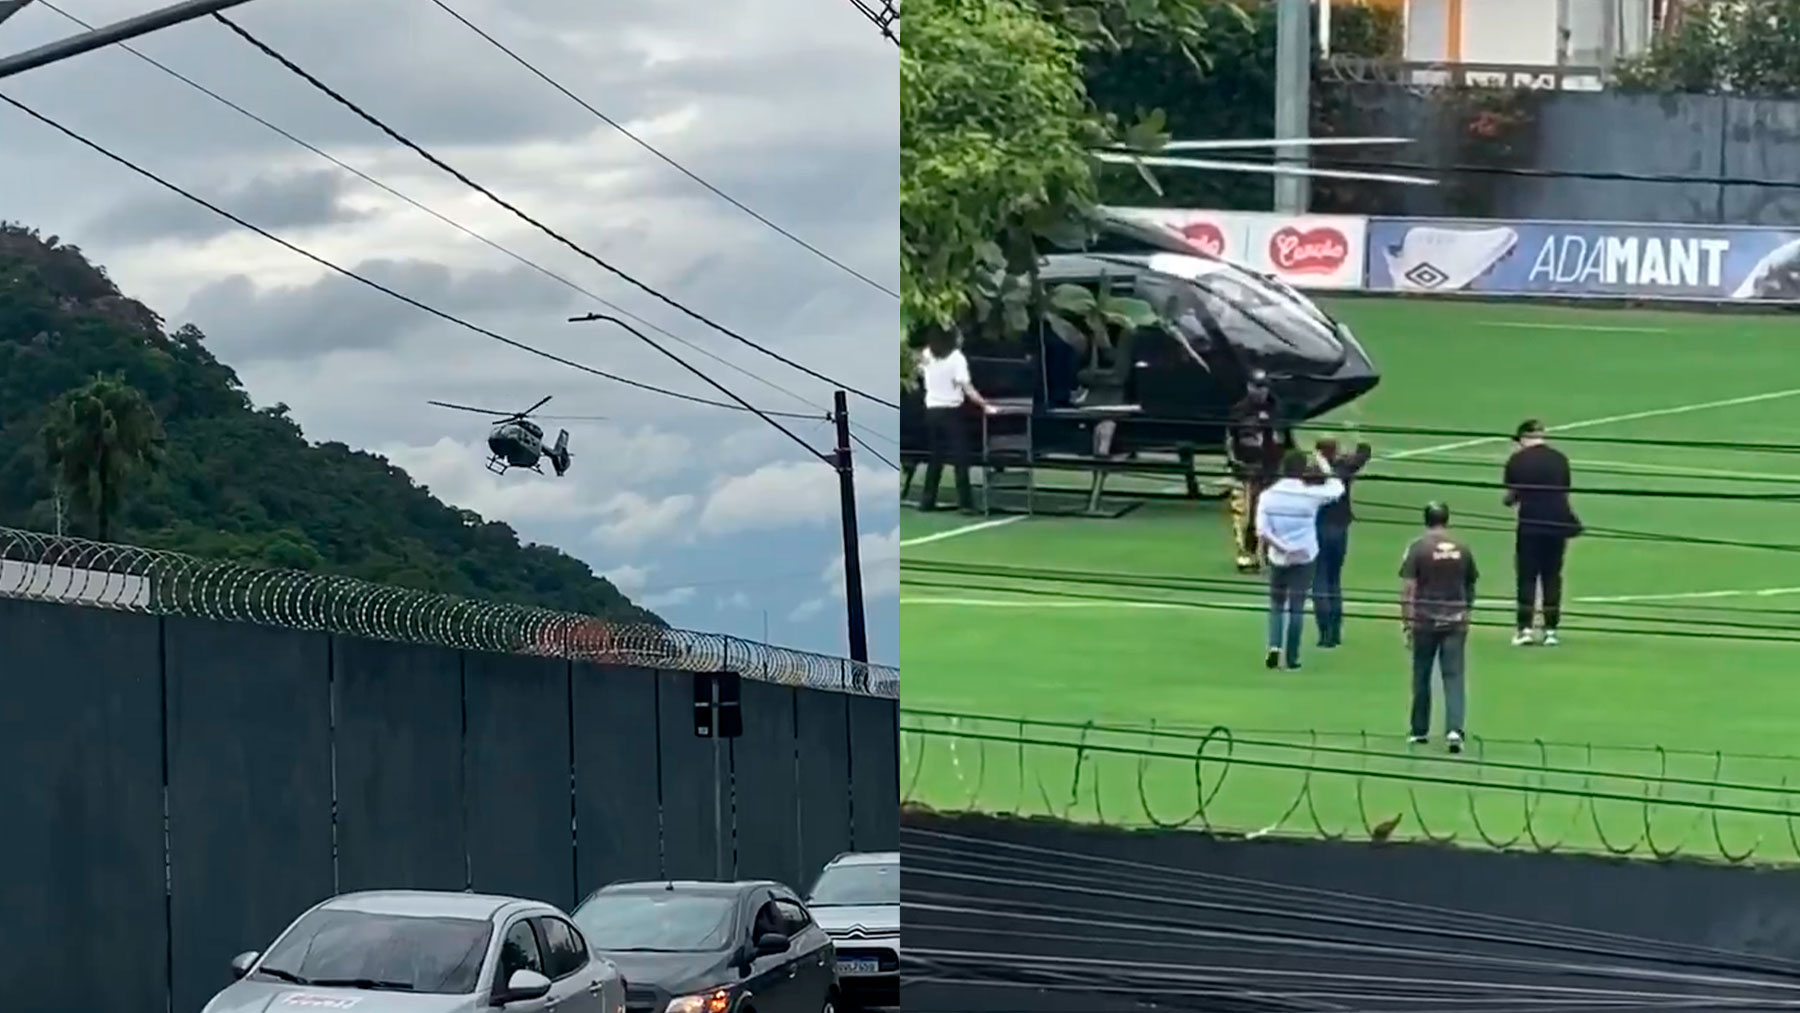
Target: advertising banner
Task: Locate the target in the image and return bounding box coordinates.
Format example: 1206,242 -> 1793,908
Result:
1365,217 -> 1800,302
1104,207 -> 1369,290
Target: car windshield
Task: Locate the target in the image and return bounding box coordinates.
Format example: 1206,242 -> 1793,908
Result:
573,892 -> 736,952
808,862 -> 899,907
255,909 -> 492,994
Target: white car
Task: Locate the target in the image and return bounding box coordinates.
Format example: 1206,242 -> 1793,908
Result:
202,890 -> 627,1013
805,852 -> 899,1011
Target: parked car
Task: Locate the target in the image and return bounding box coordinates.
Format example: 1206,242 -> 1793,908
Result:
201,889 -> 627,1013
571,879 -> 839,1013
805,852 -> 899,1011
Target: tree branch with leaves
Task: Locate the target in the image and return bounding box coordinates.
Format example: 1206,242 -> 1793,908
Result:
41,372 -> 165,542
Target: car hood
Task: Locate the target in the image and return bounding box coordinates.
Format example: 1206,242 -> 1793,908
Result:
202,980 -> 478,1013
601,949 -> 735,1002
810,904 -> 899,937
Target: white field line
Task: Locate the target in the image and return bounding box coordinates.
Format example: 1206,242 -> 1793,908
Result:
1483,321 -> 1670,334
899,515 -> 1024,548
1384,387 -> 1800,461
900,584 -> 1800,611
906,386 -> 1800,547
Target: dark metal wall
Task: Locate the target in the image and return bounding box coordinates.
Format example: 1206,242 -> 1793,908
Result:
0,597 -> 899,1013
902,809 -> 1800,1012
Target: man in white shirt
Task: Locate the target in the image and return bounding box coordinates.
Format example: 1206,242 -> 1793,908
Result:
1254,451 -> 1345,670
915,329 -> 994,512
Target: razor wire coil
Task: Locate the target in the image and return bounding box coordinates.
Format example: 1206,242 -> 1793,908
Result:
0,526 -> 896,698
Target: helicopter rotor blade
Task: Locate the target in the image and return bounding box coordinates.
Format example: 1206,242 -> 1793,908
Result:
518,395 -> 554,418
1090,151 -> 1439,187
429,399 -> 521,418
1158,136 -> 1415,152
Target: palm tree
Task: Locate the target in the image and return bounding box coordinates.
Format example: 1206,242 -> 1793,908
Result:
41,373 -> 164,542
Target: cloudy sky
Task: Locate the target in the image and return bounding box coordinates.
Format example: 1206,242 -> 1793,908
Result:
0,0 -> 900,663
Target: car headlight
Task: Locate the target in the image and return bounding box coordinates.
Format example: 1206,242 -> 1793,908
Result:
664,988 -> 732,1013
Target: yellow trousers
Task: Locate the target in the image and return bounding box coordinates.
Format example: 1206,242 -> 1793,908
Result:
1229,479 -> 1265,571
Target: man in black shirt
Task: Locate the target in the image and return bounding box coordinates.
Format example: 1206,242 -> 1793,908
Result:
1503,419 -> 1582,647
1400,502 -> 1478,754
1225,370 -> 1293,573
1311,430 -> 1372,648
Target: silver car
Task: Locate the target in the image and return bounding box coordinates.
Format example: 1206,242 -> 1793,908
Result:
201,890 -> 627,1013
805,853 -> 898,1011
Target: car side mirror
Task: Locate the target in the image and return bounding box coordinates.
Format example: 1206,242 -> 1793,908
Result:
754,932 -> 791,957
496,969 -> 552,1004
229,951 -> 260,980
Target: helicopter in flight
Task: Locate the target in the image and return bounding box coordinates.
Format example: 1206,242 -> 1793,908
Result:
901,136 -> 1434,481
428,395 -> 578,476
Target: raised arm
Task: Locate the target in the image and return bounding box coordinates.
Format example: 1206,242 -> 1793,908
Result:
1337,442 -> 1373,478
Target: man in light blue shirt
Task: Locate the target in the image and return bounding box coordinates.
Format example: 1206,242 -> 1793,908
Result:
1254,450 -> 1346,670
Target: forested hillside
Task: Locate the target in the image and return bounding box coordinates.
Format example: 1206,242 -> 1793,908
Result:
0,224 -> 659,623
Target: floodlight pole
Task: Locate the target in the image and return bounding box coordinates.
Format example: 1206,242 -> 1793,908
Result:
833,390 -> 870,668
1273,0 -> 1313,213
0,0 -> 264,81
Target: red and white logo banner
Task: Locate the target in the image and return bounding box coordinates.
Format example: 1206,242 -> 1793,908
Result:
1104,208 -> 1368,290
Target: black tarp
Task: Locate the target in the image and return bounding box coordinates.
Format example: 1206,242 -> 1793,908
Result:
571,663 -> 662,896
731,679 -> 801,889
848,695 -> 899,852
332,636 -> 466,892
794,687 -> 853,886
0,599 -> 167,1013
164,617 -> 335,1013
462,650 -> 574,906
657,669 -> 722,880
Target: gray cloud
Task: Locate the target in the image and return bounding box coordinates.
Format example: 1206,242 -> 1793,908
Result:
179,257 -> 585,360
88,168 -> 371,243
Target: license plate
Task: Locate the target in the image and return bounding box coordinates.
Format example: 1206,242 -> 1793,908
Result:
837,959 -> 881,976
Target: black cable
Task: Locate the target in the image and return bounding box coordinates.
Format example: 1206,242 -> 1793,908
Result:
212,13 -> 900,411
34,0 -> 891,443
0,93 -> 825,421
1307,155 -> 1800,191
425,0 -> 897,299
571,313 -> 828,463
847,0 -> 899,42
847,427 -> 899,471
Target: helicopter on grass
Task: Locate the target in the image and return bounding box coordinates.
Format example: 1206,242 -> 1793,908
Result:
428,395 -> 582,476
901,136 -> 1435,482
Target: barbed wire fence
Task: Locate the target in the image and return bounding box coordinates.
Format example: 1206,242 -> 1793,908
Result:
0,525 -> 897,698
901,710 -> 1800,864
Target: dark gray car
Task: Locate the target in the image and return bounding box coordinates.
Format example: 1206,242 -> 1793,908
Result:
201,890 -> 626,1013
571,880 -> 838,1013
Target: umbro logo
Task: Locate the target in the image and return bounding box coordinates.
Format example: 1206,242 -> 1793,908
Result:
1403,262 -> 1450,289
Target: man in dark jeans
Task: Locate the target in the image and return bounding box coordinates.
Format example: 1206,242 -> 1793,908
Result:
1400,502 -> 1478,754
1311,430 -> 1372,648
1503,419 -> 1582,646
1226,370 -> 1293,573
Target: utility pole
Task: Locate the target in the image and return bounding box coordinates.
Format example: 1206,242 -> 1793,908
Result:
1273,0 -> 1313,214
833,390 -> 870,667
0,0 -> 264,81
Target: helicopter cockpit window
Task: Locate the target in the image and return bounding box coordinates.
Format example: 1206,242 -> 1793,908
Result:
1144,254 -> 1346,374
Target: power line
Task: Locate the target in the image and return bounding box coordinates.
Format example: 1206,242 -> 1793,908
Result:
1308,155 -> 1800,191
30,0 -> 896,444
845,0 -> 898,43
426,0 -> 897,299
847,426 -> 899,470
212,13 -> 899,411
571,312 -> 828,463
0,92 -> 827,421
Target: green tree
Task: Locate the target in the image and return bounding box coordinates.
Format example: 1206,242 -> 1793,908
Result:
899,0 -> 1244,375
1614,0 -> 1800,96
41,372 -> 165,541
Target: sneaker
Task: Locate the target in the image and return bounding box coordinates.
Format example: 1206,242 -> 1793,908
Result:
1285,659 -> 1302,671
1407,734 -> 1429,746
1265,648 -> 1281,670
1512,629 -> 1536,647
1542,629 -> 1560,647
1446,731 -> 1464,755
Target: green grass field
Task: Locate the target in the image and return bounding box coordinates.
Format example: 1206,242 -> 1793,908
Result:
899,298 -> 1800,862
